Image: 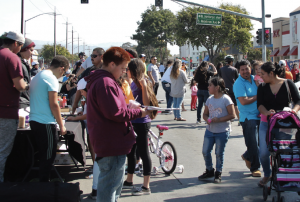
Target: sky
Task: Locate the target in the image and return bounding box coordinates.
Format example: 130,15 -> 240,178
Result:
0,0 -> 298,55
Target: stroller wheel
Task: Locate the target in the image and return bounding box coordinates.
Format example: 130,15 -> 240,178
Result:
263,185 -> 268,201
272,196 -> 277,202
280,196 -> 285,202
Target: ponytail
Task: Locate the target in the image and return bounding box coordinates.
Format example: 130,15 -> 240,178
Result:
208,77 -> 228,95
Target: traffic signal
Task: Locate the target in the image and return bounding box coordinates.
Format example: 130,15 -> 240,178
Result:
256,29 -> 262,45
155,0 -> 163,7
81,0 -> 88,3
264,28 -> 271,45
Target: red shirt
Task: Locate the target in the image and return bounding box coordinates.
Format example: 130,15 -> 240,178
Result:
291,69 -> 299,81
0,47 -> 23,119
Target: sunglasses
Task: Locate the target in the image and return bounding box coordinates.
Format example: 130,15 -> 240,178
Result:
90,54 -> 98,58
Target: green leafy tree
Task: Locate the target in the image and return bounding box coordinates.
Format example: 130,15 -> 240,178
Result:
213,51 -> 227,66
247,47 -> 271,62
132,5 -> 177,63
40,44 -> 72,64
121,42 -> 137,50
175,3 -> 253,62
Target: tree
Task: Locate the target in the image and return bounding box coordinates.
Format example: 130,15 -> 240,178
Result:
247,48 -> 271,62
175,3 -> 253,63
40,44 -> 72,64
132,5 -> 177,63
121,42 -> 137,50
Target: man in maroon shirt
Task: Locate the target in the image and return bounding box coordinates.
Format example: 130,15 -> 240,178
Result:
86,47 -> 151,201
0,31 -> 28,182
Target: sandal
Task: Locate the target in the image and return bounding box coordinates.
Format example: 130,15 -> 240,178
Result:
174,118 -> 177,120
177,118 -> 186,121
258,176 -> 271,187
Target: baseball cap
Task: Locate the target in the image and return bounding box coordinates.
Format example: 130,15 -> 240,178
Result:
279,60 -> 286,67
32,61 -> 39,66
77,79 -> 87,91
66,70 -> 71,74
139,54 -> 146,58
0,31 -> 25,44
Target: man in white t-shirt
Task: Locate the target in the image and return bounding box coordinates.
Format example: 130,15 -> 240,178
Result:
147,56 -> 160,95
159,62 -> 165,78
76,56 -> 93,77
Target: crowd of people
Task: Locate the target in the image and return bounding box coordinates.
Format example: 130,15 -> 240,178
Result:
1,30 -> 300,202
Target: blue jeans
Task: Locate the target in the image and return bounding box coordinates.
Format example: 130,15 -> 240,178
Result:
259,121 -> 292,177
173,97 -> 184,119
96,155 -> 126,202
240,119 -> 260,172
162,82 -> 173,109
202,130 -> 230,172
197,89 -> 209,121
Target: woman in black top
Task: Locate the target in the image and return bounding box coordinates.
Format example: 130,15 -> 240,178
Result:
60,74 -> 77,105
72,62 -> 82,75
194,61 -> 217,123
257,62 -> 300,186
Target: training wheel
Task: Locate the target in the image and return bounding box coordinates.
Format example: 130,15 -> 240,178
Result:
152,167 -> 159,175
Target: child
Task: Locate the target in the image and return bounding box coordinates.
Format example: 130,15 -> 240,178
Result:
198,77 -> 235,183
190,79 -> 198,111
253,61 -> 264,86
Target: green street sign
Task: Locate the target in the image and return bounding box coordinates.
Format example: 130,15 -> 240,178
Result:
197,13 -> 222,26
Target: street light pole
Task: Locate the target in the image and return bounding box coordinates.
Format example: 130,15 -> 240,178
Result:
21,0 -> 24,34
261,0 -> 266,62
54,6 -> 56,56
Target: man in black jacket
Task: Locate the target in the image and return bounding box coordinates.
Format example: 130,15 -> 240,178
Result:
18,38 -> 35,109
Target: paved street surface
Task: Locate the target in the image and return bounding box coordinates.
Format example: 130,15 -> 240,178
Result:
62,81 -> 300,202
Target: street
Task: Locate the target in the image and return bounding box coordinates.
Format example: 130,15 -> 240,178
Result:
61,82 -> 300,202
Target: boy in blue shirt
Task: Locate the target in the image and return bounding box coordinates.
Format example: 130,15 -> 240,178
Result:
30,55 -> 69,182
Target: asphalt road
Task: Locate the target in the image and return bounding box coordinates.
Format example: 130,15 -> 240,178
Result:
67,81 -> 300,202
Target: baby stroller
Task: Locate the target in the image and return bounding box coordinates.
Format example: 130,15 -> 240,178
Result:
263,111 -> 300,202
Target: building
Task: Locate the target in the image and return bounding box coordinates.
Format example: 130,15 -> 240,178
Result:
271,7 -> 300,69
180,43 -> 209,67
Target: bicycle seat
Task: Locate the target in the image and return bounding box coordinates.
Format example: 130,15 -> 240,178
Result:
156,125 -> 169,131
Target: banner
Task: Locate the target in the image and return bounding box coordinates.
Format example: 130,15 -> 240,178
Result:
285,59 -> 300,71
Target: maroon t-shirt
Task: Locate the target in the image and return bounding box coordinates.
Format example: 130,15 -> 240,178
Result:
0,47 -> 23,119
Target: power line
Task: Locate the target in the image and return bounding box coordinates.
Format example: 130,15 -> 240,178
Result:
43,0 -> 54,10
28,0 -> 53,20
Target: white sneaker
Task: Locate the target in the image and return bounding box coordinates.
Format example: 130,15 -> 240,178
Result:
196,121 -> 201,124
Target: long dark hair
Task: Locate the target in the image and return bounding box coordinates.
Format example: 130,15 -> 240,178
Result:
170,59 -> 181,79
208,77 -> 228,95
261,62 -> 285,78
128,58 -> 158,119
194,61 -> 208,84
216,62 -> 223,70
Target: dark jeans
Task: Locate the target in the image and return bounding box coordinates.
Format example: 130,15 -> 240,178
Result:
30,121 -> 58,182
240,119 -> 260,172
127,122 -> 152,176
197,89 -> 209,121
153,82 -> 159,96
162,82 -> 173,110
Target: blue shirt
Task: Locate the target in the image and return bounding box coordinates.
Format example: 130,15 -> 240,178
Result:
30,70 -> 59,124
62,76 -> 68,82
233,75 -> 260,122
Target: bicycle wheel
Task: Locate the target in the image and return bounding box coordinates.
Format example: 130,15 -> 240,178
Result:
159,141 -> 177,174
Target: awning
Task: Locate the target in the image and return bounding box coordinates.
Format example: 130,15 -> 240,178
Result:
288,46 -> 298,56
277,46 -> 290,56
270,48 -> 279,57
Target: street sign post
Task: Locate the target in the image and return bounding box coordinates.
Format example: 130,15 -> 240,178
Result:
196,13 -> 222,26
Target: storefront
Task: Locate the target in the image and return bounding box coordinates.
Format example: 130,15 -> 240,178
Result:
271,7 -> 300,69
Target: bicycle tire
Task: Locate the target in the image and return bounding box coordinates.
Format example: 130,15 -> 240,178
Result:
159,141 -> 177,174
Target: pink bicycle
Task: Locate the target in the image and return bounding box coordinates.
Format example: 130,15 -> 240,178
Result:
148,125 -> 182,174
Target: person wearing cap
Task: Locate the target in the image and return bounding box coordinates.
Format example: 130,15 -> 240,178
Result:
29,55 -> 69,182
31,61 -> 40,77
0,31 -> 28,182
220,55 -> 240,125
17,38 -> 35,109
139,54 -> 147,75
62,69 -> 71,82
279,60 -> 293,81
147,56 -> 160,95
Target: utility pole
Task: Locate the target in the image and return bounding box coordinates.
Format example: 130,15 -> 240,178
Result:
63,18 -> 71,50
21,0 -> 24,34
54,6 -> 56,56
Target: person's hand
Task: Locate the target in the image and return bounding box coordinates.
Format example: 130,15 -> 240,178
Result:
211,117 -> 220,123
73,84 -> 77,88
77,111 -> 83,116
267,109 -> 275,116
67,116 -> 75,121
60,126 -> 67,136
140,107 -> 152,117
292,109 -> 298,115
71,106 -> 77,115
